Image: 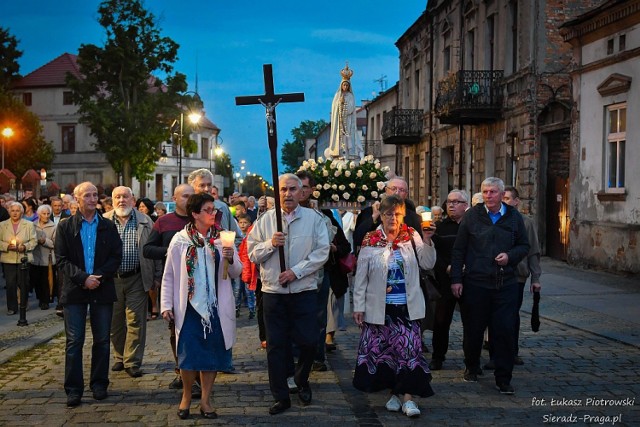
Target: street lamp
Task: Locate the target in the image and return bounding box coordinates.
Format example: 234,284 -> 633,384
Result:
40,168 -> 47,198
1,127 -> 13,170
171,92 -> 202,184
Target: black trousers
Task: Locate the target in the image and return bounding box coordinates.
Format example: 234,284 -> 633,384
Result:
431,289 -> 458,362
30,264 -> 51,305
255,279 -> 266,342
263,290 -> 317,401
461,283 -> 519,385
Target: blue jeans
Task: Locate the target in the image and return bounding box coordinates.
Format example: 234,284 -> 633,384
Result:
64,303 -> 113,397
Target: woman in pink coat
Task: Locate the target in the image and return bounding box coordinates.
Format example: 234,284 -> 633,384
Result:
161,193 -> 242,420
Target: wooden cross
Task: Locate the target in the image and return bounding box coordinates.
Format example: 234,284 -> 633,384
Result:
236,64 -> 305,278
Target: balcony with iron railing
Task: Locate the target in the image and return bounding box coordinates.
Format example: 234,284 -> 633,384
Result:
435,70 -> 504,125
381,109 -> 424,145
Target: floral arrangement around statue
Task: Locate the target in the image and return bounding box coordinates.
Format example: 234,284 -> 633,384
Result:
297,155 -> 390,208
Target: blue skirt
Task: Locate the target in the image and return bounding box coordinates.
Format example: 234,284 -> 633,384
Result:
177,302 -> 232,372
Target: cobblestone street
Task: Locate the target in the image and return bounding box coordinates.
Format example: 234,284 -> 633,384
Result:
0,258 -> 638,426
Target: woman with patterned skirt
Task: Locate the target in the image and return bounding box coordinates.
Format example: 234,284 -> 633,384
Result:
352,195 -> 436,418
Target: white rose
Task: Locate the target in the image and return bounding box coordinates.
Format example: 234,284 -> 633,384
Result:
318,156 -> 325,163
376,181 -> 386,190
369,172 -> 377,179
356,170 -> 363,178
330,160 -> 337,169
316,184 -> 322,190
323,183 -> 331,190
310,165 -> 316,171
343,193 -> 350,200
349,183 -> 356,189
302,161 -> 309,168
332,184 -> 337,190
344,170 -> 351,177
359,158 -> 366,165
312,191 -> 321,198
371,191 -> 379,198
323,170 -> 329,177
331,194 -> 340,201
382,166 -> 390,172
349,161 -> 356,169
362,185 -> 368,191
357,195 -> 365,203
338,185 -> 345,191
334,170 -> 342,177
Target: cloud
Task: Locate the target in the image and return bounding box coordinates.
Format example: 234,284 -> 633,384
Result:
311,28 -> 393,45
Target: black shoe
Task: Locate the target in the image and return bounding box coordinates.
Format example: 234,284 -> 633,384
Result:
125,366 -> 142,378
269,399 -> 291,415
463,369 -> 478,382
40,303 -> 49,310
514,356 -> 524,365
235,308 -> 240,318
248,311 -> 255,320
111,362 -> 124,372
429,360 -> 443,371
66,395 -> 81,408
496,383 -> 515,395
191,382 -> 202,398
200,408 -> 218,419
177,408 -> 190,419
92,389 -> 108,400
169,375 -> 183,389
56,309 -> 64,318
312,361 -> 327,372
484,360 -> 495,370
7,310 -> 16,315
298,385 -> 312,406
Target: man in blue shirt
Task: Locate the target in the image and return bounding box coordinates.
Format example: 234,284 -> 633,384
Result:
56,182 -> 122,408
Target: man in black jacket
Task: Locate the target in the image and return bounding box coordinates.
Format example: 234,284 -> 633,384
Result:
429,189 -> 469,371
55,182 -> 122,408
352,177 -> 421,252
450,177 -> 529,395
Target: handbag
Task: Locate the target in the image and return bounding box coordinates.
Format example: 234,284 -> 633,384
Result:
337,253 -> 357,274
410,237 -> 442,302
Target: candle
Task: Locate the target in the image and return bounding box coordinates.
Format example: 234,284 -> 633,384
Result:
10,239 -> 16,246
421,212 -> 432,229
219,231 -> 236,279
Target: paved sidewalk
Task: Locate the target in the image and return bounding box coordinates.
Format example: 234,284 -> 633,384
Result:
0,258 -> 638,425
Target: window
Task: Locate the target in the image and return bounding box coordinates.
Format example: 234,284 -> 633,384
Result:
607,39 -> 614,55
619,34 -> 626,51
201,137 -> 209,159
443,46 -> 451,73
22,92 -> 32,106
605,104 -> 626,191
63,91 -> 73,105
61,125 -> 76,153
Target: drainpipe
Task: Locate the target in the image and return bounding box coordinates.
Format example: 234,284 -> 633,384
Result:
428,8 -> 434,204
458,0 -> 465,190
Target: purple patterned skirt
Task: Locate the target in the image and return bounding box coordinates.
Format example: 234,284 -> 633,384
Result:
353,304 -> 434,397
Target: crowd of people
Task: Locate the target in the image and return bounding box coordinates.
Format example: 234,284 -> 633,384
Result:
0,168 -> 542,420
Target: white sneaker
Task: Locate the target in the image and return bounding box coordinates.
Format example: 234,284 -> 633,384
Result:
385,395 -> 402,412
402,400 -> 421,417
287,376 -> 298,394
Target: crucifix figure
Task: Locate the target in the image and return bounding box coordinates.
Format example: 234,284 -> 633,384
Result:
236,64 -> 304,279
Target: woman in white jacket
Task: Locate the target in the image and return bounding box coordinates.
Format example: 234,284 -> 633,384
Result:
161,193 -> 241,420
352,195 -> 436,418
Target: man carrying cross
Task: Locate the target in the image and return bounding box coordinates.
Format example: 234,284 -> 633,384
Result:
247,173 -> 330,414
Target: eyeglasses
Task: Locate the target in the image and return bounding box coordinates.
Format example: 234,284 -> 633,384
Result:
387,186 -> 408,194
446,200 -> 467,205
200,208 -> 217,215
382,212 -> 404,219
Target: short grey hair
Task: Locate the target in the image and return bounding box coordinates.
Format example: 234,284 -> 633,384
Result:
449,189 -> 470,203
73,182 -> 97,198
37,204 -> 52,215
481,177 -> 505,192
7,201 -> 24,213
278,173 -> 302,188
187,168 -> 214,185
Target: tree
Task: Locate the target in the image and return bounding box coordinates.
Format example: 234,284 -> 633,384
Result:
0,88 -> 55,184
280,119 -> 327,172
212,152 -> 234,196
0,27 -> 23,89
67,0 -> 188,186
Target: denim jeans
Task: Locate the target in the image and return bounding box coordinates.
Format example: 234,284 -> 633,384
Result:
64,302 -> 113,397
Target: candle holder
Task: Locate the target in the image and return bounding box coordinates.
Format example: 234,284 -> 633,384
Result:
219,231 -> 236,279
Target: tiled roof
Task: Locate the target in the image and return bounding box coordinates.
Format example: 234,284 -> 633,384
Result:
12,53 -> 81,89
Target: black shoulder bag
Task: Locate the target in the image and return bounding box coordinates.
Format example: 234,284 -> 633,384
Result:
410,237 -> 441,302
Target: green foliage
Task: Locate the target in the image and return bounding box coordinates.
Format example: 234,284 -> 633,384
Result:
67,0 -> 187,186
280,119 -> 327,173
0,27 -> 22,89
0,88 -> 55,178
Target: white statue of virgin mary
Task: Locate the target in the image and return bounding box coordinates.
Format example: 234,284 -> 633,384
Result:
324,63 -> 363,160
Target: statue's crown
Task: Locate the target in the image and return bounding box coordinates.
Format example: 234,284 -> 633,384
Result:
340,63 -> 353,81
